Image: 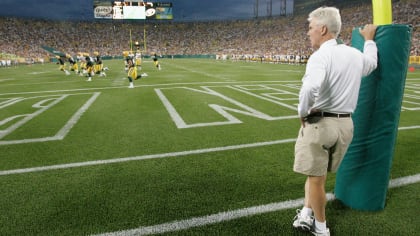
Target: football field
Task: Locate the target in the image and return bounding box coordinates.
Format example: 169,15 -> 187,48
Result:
0,58 -> 419,235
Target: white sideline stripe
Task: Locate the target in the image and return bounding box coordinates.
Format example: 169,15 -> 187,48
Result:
398,125 -> 420,130
0,139 -> 296,176
388,173 -> 420,188
94,194 -> 336,236
93,174 -> 420,236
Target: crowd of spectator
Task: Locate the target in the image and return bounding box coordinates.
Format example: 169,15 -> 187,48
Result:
0,0 -> 418,63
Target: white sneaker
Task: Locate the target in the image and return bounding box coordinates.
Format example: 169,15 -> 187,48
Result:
311,227 -> 330,236
292,209 -> 313,231
128,84 -> 134,88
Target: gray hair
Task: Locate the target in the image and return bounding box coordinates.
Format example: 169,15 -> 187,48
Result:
308,7 -> 342,38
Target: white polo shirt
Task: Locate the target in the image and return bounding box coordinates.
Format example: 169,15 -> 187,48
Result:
298,39 -> 378,117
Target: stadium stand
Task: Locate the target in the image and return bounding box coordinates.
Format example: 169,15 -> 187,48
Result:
0,1 -> 418,64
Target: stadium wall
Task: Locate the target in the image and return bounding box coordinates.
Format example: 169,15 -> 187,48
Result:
102,54 -> 216,60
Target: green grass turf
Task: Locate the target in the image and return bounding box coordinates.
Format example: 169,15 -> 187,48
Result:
0,59 -> 419,235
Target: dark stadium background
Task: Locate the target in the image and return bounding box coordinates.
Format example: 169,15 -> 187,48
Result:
0,0 -> 373,21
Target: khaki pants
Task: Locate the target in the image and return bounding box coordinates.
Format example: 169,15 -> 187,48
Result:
294,117 -> 353,176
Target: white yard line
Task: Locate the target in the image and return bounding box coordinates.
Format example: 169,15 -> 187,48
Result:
0,125 -> 418,175
0,81 -> 299,96
92,174 -> 420,236
0,139 -> 296,176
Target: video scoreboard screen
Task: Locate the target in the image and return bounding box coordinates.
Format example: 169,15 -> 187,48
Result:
94,1 -> 173,20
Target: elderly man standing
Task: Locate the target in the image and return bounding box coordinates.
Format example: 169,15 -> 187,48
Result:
292,6 -> 378,236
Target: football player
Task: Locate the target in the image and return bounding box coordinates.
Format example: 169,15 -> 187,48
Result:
151,53 -> 161,70
66,54 -> 78,74
86,56 -> 94,82
78,53 -> 87,76
126,54 -> 147,88
134,42 -> 142,70
56,55 -> 70,75
94,51 -> 106,77
123,51 -> 130,72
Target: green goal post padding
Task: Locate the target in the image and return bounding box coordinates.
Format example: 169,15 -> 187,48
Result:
335,24 -> 412,211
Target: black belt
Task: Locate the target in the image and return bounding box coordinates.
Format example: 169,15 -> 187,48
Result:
308,112 -> 351,118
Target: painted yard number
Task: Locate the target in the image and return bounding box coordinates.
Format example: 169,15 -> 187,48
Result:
1,83 -> 418,144
156,84 -> 299,129
0,92 -> 100,145
0,84 -> 300,144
